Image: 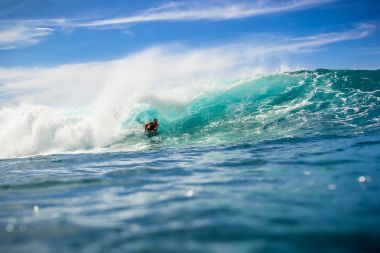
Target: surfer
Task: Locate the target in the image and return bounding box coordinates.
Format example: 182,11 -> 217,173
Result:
145,118 -> 158,133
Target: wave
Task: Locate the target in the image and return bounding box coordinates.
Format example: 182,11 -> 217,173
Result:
1,69 -> 379,158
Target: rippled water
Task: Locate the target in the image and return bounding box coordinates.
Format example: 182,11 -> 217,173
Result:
1,132 -> 380,253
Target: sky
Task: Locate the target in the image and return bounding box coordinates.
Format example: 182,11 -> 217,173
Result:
0,0 -> 379,106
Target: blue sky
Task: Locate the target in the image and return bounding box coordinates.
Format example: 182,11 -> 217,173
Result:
0,0 -> 379,68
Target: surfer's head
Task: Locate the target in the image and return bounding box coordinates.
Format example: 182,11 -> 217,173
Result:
154,118 -> 158,122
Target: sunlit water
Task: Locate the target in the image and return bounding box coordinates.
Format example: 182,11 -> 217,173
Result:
1,70 -> 380,252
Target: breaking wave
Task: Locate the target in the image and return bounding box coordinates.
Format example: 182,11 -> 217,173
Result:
1,69 -> 379,158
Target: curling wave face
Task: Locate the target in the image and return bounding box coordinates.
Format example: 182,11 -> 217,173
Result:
1,69 -> 380,158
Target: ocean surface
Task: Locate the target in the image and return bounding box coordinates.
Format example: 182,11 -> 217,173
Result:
1,69 -> 380,252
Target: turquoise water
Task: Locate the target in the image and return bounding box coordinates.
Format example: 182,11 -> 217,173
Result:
126,69 -> 380,149
1,69 -> 380,252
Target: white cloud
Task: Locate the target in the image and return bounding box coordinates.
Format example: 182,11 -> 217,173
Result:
78,0 -> 335,27
0,0 -> 335,49
0,26 -> 54,49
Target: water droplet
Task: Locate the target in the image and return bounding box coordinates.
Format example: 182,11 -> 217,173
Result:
185,190 -> 194,198
5,224 -> 14,233
358,176 -> 366,183
33,205 -> 40,216
328,184 -> 336,190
